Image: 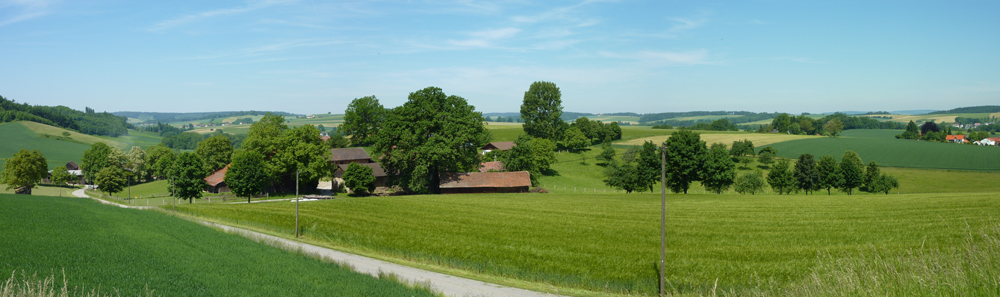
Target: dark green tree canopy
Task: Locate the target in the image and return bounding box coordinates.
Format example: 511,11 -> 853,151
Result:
196,134 -> 234,174
766,159 -> 795,195
172,152 -> 206,202
816,155 -> 842,195
343,162 -> 376,195
94,166 -> 126,195
839,150 -> 864,195
50,166 -> 75,185
1,149 -> 48,193
701,143 -> 736,194
794,153 -> 820,195
81,142 -> 113,182
342,96 -> 386,145
664,129 -> 707,194
520,81 -> 565,140
225,149 -> 268,202
734,169 -> 766,195
145,145 -> 175,180
374,87 -> 489,194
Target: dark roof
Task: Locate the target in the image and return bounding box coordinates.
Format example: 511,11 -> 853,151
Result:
479,161 -> 504,172
482,141 -> 515,151
439,171 -> 531,189
330,148 -> 372,162
66,161 -> 80,170
337,162 -> 387,178
204,164 -> 230,186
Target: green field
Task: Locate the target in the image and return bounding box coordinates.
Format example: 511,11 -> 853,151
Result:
764,129 -> 1000,171
170,192 -> 1000,296
0,122 -> 92,171
0,194 -> 438,296
95,130 -> 164,149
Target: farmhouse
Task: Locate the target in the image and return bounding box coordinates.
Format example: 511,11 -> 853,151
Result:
438,171 -> 531,194
481,141 -> 515,154
977,137 -> 1000,146
330,147 -> 374,165
204,164 -> 231,193
334,162 -> 389,188
945,135 -> 966,143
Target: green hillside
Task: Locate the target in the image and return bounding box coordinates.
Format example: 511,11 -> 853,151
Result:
0,194 -> 438,296
764,129 -> 1000,171
0,122 -> 91,171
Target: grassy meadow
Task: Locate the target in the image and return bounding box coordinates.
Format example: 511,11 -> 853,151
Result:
0,122 -> 92,171
0,194 -> 439,297
169,192 -> 1000,296
764,129 -> 1000,171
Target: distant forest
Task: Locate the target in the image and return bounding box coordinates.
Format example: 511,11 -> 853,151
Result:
114,110 -> 296,123
928,105 -> 1000,115
0,95 -> 131,137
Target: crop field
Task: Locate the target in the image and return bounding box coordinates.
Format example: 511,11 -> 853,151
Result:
887,113 -> 993,124
484,123 -> 525,142
0,122 -> 91,171
0,194 -> 438,296
589,115 -> 640,124
764,129 -> 1000,171
170,192 -> 1000,296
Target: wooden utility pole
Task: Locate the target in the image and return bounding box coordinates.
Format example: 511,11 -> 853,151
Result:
295,170 -> 300,238
660,143 -> 667,297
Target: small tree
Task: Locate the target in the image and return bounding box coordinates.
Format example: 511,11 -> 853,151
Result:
172,152 -> 206,203
734,169 -> 766,195
839,150 -> 864,195
604,161 -> 642,193
794,154 -> 820,195
862,161 -> 881,193
94,166 -> 126,196
342,162 -> 375,195
637,141 -> 661,192
226,150 -> 268,203
766,160 -> 795,195
824,119 -> 844,137
145,145 -> 175,180
701,143 -> 736,194
1,149 -> 48,194
597,141 -> 616,165
758,151 -> 775,168
816,155 -> 842,195
562,127 -> 589,152
664,129 -> 707,194
326,129 -> 351,149
872,174 -> 899,195
50,167 -> 74,185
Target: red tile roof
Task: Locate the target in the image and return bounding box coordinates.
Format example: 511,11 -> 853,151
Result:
439,171 -> 530,189
320,135 -> 331,141
946,135 -> 966,141
204,164 -> 230,186
479,161 -> 505,172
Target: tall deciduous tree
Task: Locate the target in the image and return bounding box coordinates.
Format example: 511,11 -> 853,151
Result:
794,154 -> 820,195
664,129 -> 707,194
94,166 -> 126,196
816,155 -> 842,195
374,87 -> 489,194
562,127 -> 589,152
1,149 -> 48,194
225,149 -> 268,203
342,162 -> 375,195
503,134 -> 556,185
81,142 -> 113,183
839,150 -> 864,195
604,160 -> 641,193
243,113 -> 290,187
342,96 -> 386,145
125,146 -> 148,182
767,160 -> 795,195
637,141 -> 661,192
734,169 -> 766,195
702,143 -> 736,194
279,124 -> 334,191
196,134 -> 234,174
824,119 -> 844,137
520,81 -> 565,140
50,166 -> 74,185
862,161 -> 881,193
145,145 -> 175,180
171,152 -> 206,203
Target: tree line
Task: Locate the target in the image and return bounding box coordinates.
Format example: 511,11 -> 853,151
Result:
1,95 -> 131,137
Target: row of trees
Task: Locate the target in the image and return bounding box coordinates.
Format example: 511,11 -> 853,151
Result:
748,151 -> 898,195
897,120 -> 996,143
1,96 -> 131,137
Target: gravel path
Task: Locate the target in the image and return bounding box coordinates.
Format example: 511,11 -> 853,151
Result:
71,189 -> 565,297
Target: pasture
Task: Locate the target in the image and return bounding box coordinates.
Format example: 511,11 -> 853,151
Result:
0,122 -> 92,171
0,194 -> 438,297
170,192 -> 1000,296
764,129 -> 1000,171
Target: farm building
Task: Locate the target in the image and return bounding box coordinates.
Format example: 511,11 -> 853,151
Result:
479,161 -> 505,172
330,147 -> 374,165
204,164 -> 231,193
66,161 -> 80,171
334,162 -> 389,188
945,135 -> 966,143
976,137 -> 1000,146
481,141 -> 515,154
438,171 -> 531,194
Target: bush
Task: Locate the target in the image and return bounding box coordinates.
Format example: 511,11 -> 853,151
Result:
342,162 -> 375,195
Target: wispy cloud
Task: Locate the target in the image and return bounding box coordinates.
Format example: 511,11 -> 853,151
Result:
181,39 -> 341,60
667,16 -> 706,33
149,0 -> 295,31
510,0 -> 615,24
600,49 -> 716,65
448,27 -> 520,48
0,0 -> 56,26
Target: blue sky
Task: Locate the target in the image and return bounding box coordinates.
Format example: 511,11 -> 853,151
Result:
2,0 -> 998,115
